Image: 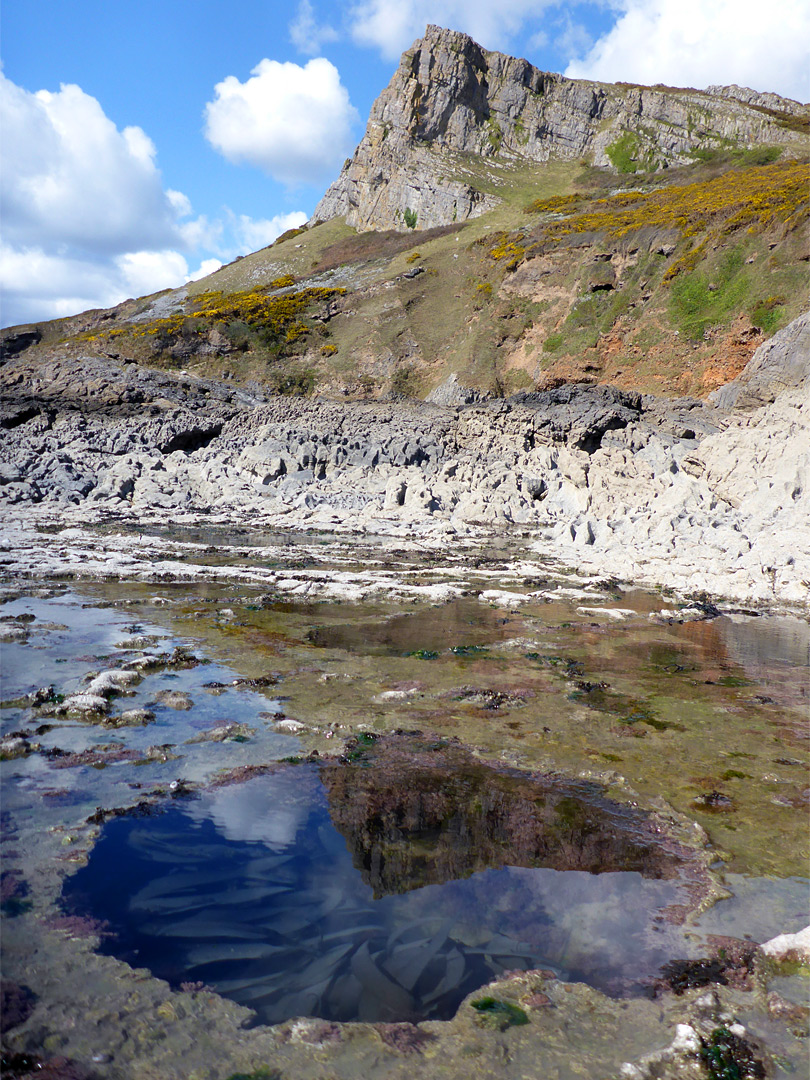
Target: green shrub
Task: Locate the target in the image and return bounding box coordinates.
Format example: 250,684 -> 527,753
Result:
543,332 -> 565,352
272,227 -> 305,247
606,132 -> 642,173
223,319 -> 254,351
750,295 -> 785,332
670,247 -> 749,339
391,363 -> 420,396
265,367 -> 315,396
487,117 -> 503,151
403,207 -> 418,230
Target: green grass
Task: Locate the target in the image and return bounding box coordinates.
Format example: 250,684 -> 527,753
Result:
669,247 -> 750,339
750,296 -> 785,333
542,332 -> 565,352
606,132 -> 642,173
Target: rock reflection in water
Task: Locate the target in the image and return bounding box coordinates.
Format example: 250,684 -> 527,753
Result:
62,744 -> 692,1026
321,736 -> 684,896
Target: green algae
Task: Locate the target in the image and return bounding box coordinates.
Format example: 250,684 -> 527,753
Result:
471,997 -> 529,1029
700,1026 -> 765,1080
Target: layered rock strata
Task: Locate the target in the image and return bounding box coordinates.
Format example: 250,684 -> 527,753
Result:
313,24 -> 809,232
1,315 -> 807,608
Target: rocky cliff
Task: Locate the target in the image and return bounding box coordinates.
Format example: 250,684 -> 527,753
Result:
313,24 -> 809,232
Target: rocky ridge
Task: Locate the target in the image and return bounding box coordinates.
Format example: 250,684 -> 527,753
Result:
314,24 -> 809,232
1,314 -> 807,608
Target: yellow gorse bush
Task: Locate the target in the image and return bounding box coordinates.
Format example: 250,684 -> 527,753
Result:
526,161 -> 808,242
132,284 -> 345,344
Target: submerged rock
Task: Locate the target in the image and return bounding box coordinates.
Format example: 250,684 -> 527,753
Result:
0,980 -> 36,1033
761,926 -> 810,964
153,690 -> 194,711
320,733 -> 702,899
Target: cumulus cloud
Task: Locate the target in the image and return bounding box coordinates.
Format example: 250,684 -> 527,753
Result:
0,73 -> 183,257
204,58 -> 358,186
565,0 -> 810,103
233,211 -> 309,253
0,241 -> 193,325
115,251 -> 192,298
187,258 -> 225,283
290,0 -> 340,55
0,71 -> 309,327
347,0 -> 551,58
0,71 -> 202,325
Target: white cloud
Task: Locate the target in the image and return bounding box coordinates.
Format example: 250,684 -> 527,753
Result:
187,258 -> 224,283
565,0 -> 810,103
178,215 -> 224,252
290,0 -> 340,55
347,0 -> 552,59
0,73 -> 183,256
553,18 -> 593,61
234,211 -> 309,253
167,188 -> 193,217
203,58 -> 359,186
115,250 -> 191,298
0,72 -> 310,328
0,241 -> 190,325
0,72 -> 208,326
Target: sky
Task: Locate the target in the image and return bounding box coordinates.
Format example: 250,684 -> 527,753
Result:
2,0 -> 808,328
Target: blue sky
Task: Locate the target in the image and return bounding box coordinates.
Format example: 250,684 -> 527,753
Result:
2,0 -> 808,327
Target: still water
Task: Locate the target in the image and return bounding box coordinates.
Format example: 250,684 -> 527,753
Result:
62,760 -> 692,1024
2,540 -> 808,1030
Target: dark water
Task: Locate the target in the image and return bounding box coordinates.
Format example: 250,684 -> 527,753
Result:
62,755 -> 692,1025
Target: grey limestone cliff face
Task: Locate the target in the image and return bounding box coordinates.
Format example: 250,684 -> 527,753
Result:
313,24 -> 809,233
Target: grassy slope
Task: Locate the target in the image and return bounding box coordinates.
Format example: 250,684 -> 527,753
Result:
8,149 -> 809,401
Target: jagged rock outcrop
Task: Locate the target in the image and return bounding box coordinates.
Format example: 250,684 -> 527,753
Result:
2,313 -> 808,607
708,310 -> 810,409
313,24 -> 809,232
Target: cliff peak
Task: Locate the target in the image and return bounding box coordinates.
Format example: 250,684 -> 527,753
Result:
313,25 -> 809,233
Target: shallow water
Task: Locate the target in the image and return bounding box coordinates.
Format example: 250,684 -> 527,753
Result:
1,549 -> 808,1042
61,766 -> 692,1024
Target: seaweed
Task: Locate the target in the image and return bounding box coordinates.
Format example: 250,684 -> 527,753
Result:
471,996 -> 529,1029
0,981 -> 36,1033
659,957 -> 728,994
700,1026 -> 765,1080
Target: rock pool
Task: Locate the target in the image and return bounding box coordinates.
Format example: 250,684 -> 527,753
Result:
1,530 -> 808,1079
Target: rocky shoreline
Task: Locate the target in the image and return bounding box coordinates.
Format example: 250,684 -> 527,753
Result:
1,313 -> 808,611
